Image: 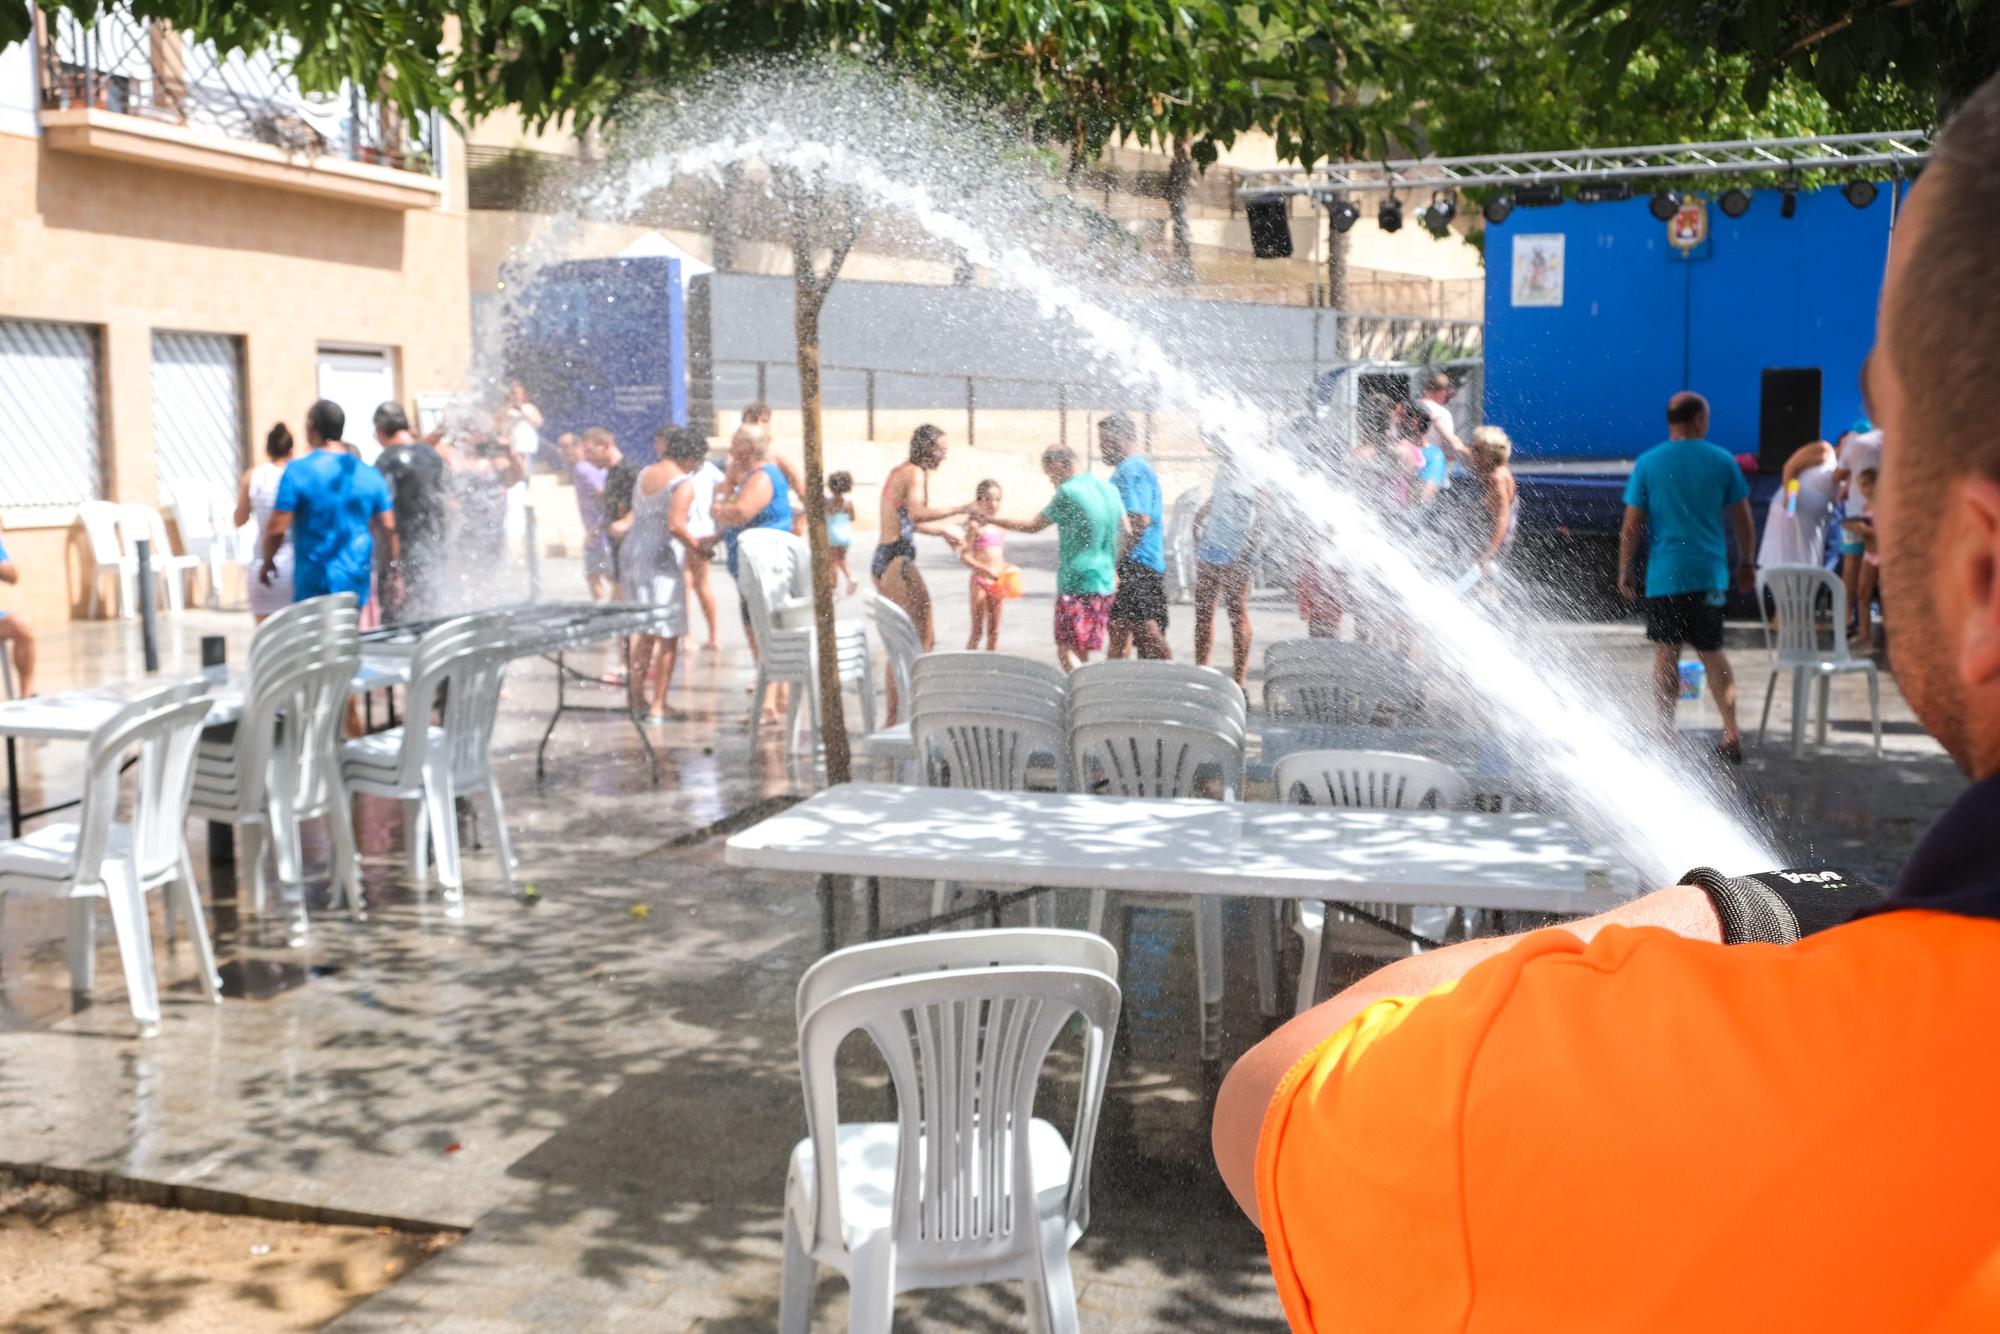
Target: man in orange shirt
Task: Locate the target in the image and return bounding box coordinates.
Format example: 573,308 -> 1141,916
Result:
1214,73 -> 2000,1332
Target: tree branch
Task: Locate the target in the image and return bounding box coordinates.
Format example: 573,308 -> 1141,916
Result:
1774,0 -> 1918,64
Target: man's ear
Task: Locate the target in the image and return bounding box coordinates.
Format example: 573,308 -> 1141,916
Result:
1956,476 -> 2000,690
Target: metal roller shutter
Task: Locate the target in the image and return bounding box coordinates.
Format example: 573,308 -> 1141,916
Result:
0,318 -> 104,527
151,331 -> 246,493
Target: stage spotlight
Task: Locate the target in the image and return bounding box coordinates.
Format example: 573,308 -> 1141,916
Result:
1514,182 -> 1565,208
1649,189 -> 1681,221
1842,178 -> 1878,209
1421,191 -> 1457,235
1779,182 -> 1798,219
1246,195 -> 1294,257
1482,195 -> 1515,225
1328,199 -> 1361,233
1718,187 -> 1752,218
1378,193 -> 1403,233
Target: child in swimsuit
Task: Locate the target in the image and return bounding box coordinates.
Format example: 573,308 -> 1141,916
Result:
961,479 -> 1013,650
825,470 -> 857,595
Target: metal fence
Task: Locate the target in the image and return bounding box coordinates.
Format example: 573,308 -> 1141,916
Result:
38,8 -> 441,173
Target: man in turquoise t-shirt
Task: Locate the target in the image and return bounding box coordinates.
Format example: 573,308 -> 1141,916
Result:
1100,413 -> 1172,660
261,399 -> 397,608
986,444 -> 1128,669
1618,391 -> 1755,762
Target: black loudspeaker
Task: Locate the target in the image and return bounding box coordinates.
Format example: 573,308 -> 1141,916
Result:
1246,196 -> 1293,258
1758,368 -> 1822,474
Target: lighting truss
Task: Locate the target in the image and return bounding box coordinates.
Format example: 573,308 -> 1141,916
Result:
1237,130 -> 1932,199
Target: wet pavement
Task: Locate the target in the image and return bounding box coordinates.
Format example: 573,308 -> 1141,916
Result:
0,539 -> 1964,1331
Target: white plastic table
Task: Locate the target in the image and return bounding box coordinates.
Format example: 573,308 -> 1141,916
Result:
726,782 -> 1633,951
0,658 -> 409,835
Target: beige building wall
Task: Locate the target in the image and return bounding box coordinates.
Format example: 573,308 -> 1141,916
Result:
0,129 -> 471,623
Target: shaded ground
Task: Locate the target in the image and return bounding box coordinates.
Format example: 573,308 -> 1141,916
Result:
0,539 -> 1963,1332
0,1170 -> 458,1332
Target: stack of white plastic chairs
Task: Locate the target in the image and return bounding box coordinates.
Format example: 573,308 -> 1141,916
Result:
1065,659 -> 1271,1062
188,593 -> 363,940
737,529 -> 874,758
341,612 -> 518,908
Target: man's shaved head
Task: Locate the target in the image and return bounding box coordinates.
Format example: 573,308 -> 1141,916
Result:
1873,71 -> 2000,773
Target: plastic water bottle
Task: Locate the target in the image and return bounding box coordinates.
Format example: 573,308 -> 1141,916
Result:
1678,659 -> 1706,701
1786,478 -> 1800,515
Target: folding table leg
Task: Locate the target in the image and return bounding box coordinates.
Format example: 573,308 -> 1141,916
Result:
817,874 -> 837,954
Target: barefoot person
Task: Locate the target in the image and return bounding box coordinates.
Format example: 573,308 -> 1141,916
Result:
1468,425 -> 1519,582
1618,391 -> 1754,763
873,424 -> 978,653
0,523 -> 38,696
1216,76 -> 2000,1329
986,446 -> 1127,671
683,443 -> 725,651
236,422 -> 296,623
960,480 -> 1014,651
1099,413 -> 1172,660
824,471 -> 859,596
1193,433 -> 1260,688
614,427 -> 705,721
712,425 -> 794,663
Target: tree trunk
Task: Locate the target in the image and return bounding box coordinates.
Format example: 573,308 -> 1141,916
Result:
711,164 -> 742,272
793,274 -> 852,785
1167,133 -> 1194,282
1326,193 -> 1351,360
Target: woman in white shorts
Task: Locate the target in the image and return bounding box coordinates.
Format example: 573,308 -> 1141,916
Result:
614,428 -> 709,720
237,422 -> 296,620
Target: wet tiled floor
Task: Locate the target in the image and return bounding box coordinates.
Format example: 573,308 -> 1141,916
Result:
0,540 -> 1964,1331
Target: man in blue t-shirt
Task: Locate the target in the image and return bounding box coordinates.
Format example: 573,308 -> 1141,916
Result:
260,399 -> 397,607
1099,413 -> 1172,660
1618,391 -> 1755,762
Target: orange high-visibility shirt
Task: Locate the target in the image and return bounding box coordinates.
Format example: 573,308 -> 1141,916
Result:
1255,909 -> 2000,1332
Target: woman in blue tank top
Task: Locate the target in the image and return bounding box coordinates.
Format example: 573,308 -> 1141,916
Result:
712,428 -> 795,579
710,426 -> 799,661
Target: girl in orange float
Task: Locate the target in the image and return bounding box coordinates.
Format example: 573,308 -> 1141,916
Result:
961,479 -> 1018,650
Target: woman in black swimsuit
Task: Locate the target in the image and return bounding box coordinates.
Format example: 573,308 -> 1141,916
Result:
874,425 -> 980,718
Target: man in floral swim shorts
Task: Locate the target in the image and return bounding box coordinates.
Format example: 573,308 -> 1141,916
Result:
985,444 -> 1129,670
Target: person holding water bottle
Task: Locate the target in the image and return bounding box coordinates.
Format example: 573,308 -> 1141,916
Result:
1616,391 -> 1755,764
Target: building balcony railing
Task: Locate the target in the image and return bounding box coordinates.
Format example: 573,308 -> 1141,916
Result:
37,8 -> 442,183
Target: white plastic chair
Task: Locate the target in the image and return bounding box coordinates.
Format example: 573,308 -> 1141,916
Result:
780,930 -> 1121,1334
189,611 -> 363,934
1271,749 -> 1471,1012
868,596 -> 924,725
739,530 -> 875,756
1069,702 -> 1264,1060
78,500 -> 139,619
858,598 -> 925,775
342,614 -> 516,904
0,694 -> 218,1036
1263,640 -> 1411,724
118,503 -> 204,613
1756,565 -> 1883,757
167,482 -> 233,609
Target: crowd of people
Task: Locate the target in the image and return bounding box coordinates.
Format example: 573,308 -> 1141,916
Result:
242,384 -> 541,633
548,379 -> 1528,726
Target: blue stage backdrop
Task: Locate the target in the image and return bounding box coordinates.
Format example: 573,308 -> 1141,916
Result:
505,256 -> 687,468
1483,184 -> 1894,460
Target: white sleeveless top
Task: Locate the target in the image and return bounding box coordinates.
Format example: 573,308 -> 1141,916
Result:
248,460 -> 295,616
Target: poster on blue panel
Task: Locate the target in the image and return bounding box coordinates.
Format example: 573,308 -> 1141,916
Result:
503,256 -> 688,468
1511,235 -> 1565,307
